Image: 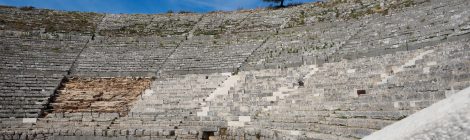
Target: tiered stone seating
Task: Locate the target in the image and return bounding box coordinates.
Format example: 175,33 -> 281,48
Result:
192,11 -> 251,36
73,46 -> 174,77
232,10 -> 285,33
130,73 -> 229,116
0,5 -> 103,34
184,39 -> 469,139
98,13 -> 201,37
0,112 -> 118,139
96,73 -> 233,138
248,40 -> 470,139
72,35 -> 185,77
0,70 -> 64,118
244,0 -> 470,70
243,20 -> 363,70
331,0 -> 470,61
204,66 -> 312,122
0,39 -> 85,71
0,31 -> 88,118
161,33 -> 267,75
0,0 -> 469,139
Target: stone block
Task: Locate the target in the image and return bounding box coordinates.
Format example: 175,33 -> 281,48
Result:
228,121 -> 244,127
22,118 -> 37,123
239,116 -> 251,122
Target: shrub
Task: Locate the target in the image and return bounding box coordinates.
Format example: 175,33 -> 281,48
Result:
178,10 -> 193,14
19,6 -> 35,11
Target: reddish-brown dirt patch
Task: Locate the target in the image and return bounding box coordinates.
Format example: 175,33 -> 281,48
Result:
50,77 -> 151,116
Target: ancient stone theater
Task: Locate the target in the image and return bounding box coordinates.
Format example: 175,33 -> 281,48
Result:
0,0 -> 469,139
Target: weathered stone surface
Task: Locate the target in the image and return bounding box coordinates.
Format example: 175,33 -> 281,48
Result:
50,78 -> 151,116
0,0 -> 469,139
364,87 -> 470,140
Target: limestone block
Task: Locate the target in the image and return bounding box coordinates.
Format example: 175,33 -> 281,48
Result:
347,69 -> 356,74
22,118 -> 37,123
240,106 -> 250,112
409,101 -> 417,108
350,89 -> 359,98
238,116 -> 251,122
135,129 -> 144,136
142,130 -> 150,136
228,121 -> 244,127
290,131 -> 301,136
427,61 -> 437,66
150,129 -> 160,136
143,89 -> 154,97
82,130 -> 94,136
423,67 -> 430,74
183,130 -> 195,136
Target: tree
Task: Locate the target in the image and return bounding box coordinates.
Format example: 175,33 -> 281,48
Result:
263,0 -> 288,7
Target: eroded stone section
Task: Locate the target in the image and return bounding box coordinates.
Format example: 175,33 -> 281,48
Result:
49,77 -> 151,116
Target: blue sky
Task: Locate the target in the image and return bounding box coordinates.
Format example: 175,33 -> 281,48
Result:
0,0 -> 318,14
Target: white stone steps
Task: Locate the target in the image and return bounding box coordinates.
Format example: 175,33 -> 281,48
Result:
378,49 -> 435,85
197,73 -> 239,117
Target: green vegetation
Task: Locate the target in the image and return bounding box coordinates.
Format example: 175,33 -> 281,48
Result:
397,115 -> 407,120
178,11 -> 193,14
51,47 -> 61,53
420,18 -> 426,22
100,18 -> 197,37
167,10 -> 193,14
287,47 -> 299,53
1,7 -> 103,33
19,6 -> 35,11
0,5 -> 15,8
286,10 -> 306,28
353,116 -> 367,119
263,0 -> 288,7
317,0 -> 348,8
312,0 -> 418,21
219,128 -> 227,137
298,10 -> 306,25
